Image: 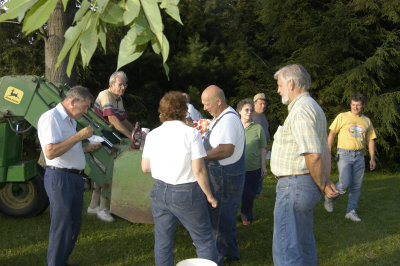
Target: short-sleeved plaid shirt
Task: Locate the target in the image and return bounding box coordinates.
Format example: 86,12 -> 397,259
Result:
271,92 -> 328,176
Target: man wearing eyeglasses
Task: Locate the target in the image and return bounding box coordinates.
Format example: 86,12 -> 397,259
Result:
93,71 -> 134,138
89,71 -> 135,222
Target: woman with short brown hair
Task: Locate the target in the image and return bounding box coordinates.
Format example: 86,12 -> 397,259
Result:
142,91 -> 218,266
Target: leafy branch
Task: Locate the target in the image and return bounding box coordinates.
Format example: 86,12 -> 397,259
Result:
0,0 -> 183,76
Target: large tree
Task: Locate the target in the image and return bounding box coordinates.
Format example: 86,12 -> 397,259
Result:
163,0 -> 400,162
257,0 -> 400,156
44,0 -> 77,84
0,0 -> 182,84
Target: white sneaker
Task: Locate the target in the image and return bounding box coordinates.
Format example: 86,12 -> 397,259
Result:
97,209 -> 115,222
324,196 -> 334,213
345,209 -> 361,222
87,206 -> 99,215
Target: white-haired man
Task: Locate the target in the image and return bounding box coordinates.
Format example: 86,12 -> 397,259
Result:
89,71 -> 134,222
38,86 -> 101,266
270,64 -> 338,266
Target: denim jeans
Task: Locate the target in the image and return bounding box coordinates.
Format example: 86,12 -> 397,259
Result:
203,119 -> 246,265
206,159 -> 245,265
241,169 -> 262,221
44,169 -> 84,266
150,180 -> 217,266
335,148 -> 365,212
273,174 -> 321,266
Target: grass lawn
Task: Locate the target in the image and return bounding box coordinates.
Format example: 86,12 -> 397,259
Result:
0,171 -> 399,265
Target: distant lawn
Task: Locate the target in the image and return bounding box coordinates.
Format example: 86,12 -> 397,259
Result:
0,171 -> 399,265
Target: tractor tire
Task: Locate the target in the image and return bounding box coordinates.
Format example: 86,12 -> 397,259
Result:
0,166 -> 49,218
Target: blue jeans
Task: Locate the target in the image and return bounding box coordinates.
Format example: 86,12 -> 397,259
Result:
150,180 -> 217,266
335,148 -> 365,212
241,169 -> 262,221
273,174 -> 321,266
44,169 -> 84,266
206,160 -> 245,265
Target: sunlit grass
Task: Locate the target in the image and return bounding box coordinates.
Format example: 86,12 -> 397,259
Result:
0,171 -> 399,265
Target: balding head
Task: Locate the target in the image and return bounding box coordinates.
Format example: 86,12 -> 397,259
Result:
202,85 -> 226,103
201,85 -> 228,118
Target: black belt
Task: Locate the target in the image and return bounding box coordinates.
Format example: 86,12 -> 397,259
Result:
46,166 -> 84,175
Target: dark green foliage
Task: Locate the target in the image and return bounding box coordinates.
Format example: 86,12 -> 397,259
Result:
256,0 -> 400,161
0,0 -> 399,164
0,21 -> 44,76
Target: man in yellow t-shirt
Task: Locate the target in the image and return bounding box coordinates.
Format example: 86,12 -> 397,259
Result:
324,93 -> 376,222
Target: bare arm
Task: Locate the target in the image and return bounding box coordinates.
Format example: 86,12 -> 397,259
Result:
205,144 -> 234,160
322,147 -> 331,183
321,146 -> 339,198
108,115 -> 133,138
260,147 -> 267,177
84,143 -> 102,153
304,153 -> 325,192
328,130 -> 336,153
121,119 -> 135,132
192,158 -> 217,208
141,157 -> 151,173
304,149 -> 338,198
368,139 -> 376,170
44,126 -> 93,160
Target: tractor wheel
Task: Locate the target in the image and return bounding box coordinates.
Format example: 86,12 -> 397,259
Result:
0,167 -> 49,218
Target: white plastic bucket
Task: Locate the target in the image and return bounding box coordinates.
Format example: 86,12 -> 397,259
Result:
176,258 -> 217,266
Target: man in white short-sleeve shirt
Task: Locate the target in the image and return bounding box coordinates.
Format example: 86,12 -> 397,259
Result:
38,85 -> 100,266
207,107 -> 244,165
201,85 -> 245,265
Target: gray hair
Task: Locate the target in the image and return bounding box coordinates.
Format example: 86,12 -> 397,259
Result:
236,98 -> 254,117
273,64 -> 311,91
65,85 -> 93,102
109,71 -> 128,85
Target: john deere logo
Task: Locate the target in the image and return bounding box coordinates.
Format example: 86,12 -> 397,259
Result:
4,86 -> 24,104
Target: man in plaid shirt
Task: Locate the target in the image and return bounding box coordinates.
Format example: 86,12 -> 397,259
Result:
270,64 -> 338,266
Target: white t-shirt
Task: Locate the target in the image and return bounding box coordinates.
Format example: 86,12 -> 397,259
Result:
186,103 -> 203,121
37,103 -> 86,170
208,106 -> 245,166
142,120 -> 207,185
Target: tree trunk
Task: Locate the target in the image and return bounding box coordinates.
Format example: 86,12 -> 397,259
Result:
45,0 -> 76,85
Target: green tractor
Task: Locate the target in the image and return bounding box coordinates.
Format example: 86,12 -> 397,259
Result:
0,75 -> 153,223
0,119 -> 48,217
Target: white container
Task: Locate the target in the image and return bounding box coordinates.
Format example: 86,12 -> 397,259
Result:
176,258 -> 217,266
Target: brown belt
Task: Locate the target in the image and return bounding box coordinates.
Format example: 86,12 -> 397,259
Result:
275,173 -> 310,179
